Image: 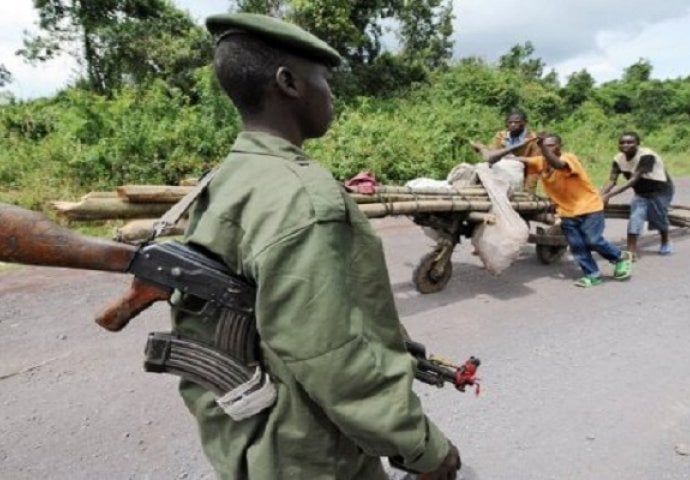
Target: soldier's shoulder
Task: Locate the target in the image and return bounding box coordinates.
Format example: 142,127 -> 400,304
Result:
284,160 -> 347,222
219,153 -> 347,223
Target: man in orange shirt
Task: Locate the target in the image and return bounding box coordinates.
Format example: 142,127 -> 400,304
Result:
490,133 -> 633,287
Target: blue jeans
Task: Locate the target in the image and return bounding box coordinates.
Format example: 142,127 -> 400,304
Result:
628,189 -> 674,234
560,211 -> 621,276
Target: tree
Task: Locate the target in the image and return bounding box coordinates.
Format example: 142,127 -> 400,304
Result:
231,0 -> 455,96
19,0 -> 211,95
0,64 -> 11,87
622,58 -> 652,84
541,68 -> 560,89
561,69 -> 595,111
498,41 -> 545,80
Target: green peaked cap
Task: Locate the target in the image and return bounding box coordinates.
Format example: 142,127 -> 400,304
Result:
206,13 -> 342,68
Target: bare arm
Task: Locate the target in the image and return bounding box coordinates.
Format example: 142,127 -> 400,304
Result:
539,142 -> 568,170
602,170 -> 642,202
602,155 -> 655,202
600,165 -> 620,195
471,138 -> 537,165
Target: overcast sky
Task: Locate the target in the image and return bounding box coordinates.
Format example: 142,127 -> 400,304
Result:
2,0 -> 690,99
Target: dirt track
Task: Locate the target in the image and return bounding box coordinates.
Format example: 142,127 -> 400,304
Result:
2,181 -> 690,480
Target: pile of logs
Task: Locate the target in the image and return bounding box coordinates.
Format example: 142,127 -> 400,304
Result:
50,183 -> 690,244
49,183 -> 553,243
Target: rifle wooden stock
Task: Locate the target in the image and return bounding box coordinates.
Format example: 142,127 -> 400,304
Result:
0,203 -> 136,271
95,277 -> 171,332
0,203 -> 168,331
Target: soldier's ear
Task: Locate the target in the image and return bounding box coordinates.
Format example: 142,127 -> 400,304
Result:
275,66 -> 300,98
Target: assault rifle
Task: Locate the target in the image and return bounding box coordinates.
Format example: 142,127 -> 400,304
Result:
0,202 -> 479,390
0,202 -> 252,332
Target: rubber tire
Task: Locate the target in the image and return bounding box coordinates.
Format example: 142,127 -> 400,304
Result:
535,225 -> 568,265
412,251 -> 453,294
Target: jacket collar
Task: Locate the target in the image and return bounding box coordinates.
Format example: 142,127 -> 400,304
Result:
231,131 -> 310,164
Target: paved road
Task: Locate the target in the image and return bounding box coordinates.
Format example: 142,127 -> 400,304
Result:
2,181 -> 690,480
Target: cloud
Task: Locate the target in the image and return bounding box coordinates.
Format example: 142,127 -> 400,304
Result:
452,0 -> 690,82
1,0 -> 229,99
0,1 -> 80,98
552,8 -> 690,82
2,0 -> 690,98
174,0 -> 227,23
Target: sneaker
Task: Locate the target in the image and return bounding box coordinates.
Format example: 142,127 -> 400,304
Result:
613,252 -> 633,280
574,275 -> 603,288
659,243 -> 672,255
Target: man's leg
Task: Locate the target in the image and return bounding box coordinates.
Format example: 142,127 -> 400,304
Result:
627,195 -> 647,259
560,217 -> 601,280
580,211 -> 621,262
646,190 -> 673,255
580,211 -> 632,279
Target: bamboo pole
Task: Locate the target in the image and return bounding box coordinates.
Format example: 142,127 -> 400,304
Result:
372,186 -> 534,198
81,191 -> 119,199
350,193 -> 489,204
358,199 -> 551,218
116,185 -> 193,203
114,218 -> 188,243
350,191 -> 534,202
50,197 -> 171,221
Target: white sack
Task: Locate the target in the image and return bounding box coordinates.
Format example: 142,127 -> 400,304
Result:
490,156 -> 525,193
471,163 -> 529,274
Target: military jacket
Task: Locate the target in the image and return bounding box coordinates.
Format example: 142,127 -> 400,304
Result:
173,131 -> 449,480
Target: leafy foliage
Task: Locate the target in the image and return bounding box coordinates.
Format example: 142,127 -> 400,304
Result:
230,0 -> 454,96
19,0 -> 211,95
3,2 -> 690,211
498,42 -> 545,80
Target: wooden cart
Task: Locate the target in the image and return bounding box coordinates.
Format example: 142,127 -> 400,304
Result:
351,186 -> 557,293
353,186 -> 690,294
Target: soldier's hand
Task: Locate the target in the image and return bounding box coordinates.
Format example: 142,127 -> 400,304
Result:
419,443 -> 461,480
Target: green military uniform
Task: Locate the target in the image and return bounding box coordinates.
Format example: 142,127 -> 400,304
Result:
173,132 -> 450,479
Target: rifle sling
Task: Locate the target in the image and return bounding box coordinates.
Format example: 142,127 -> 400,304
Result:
152,169 -> 218,239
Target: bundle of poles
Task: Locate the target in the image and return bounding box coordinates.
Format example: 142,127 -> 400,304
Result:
49,183 -> 552,242
48,183 -> 690,243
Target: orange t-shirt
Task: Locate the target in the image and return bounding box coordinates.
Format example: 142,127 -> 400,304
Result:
525,153 -> 603,217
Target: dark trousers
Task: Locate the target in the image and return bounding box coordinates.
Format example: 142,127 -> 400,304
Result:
560,211 -> 621,276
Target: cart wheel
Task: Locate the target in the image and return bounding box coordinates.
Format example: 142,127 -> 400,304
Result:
536,225 -> 568,265
412,251 -> 453,294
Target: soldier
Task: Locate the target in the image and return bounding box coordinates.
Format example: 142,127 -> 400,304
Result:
172,13 -> 461,480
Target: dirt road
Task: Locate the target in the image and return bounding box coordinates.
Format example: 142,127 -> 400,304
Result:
2,182 -> 690,480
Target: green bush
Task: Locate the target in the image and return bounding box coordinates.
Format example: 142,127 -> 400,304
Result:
2,59 -> 690,210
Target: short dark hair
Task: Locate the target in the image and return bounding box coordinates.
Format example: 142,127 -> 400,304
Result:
505,109 -> 528,122
619,131 -> 640,143
543,132 -> 562,145
214,34 -> 290,115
